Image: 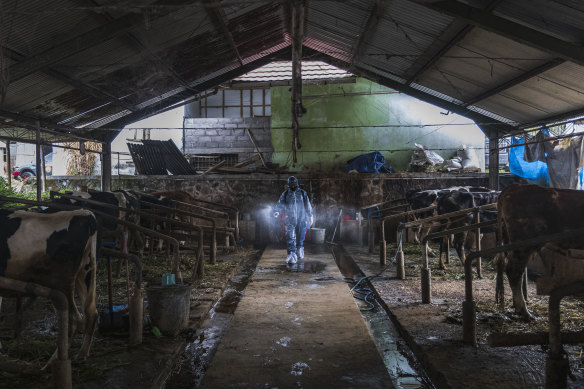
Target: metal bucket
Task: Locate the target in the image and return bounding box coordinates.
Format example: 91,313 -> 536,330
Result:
311,228 -> 325,244
146,283 -> 191,336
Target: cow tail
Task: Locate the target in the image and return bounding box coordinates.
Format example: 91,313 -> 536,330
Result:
494,253 -> 506,309
494,205 -> 506,310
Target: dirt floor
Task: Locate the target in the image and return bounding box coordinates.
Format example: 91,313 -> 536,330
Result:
344,241 -> 584,389
1,239 -> 583,388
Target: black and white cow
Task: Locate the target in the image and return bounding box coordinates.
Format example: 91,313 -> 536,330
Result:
0,209 -> 98,363
436,188 -> 499,268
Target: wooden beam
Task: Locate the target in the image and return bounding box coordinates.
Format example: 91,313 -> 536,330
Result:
406,21 -> 472,85
406,0 -> 503,85
419,0 -> 584,67
487,132 -> 499,190
520,106 -> 584,130
304,47 -> 517,136
246,128 -> 267,168
204,0 -> 244,66
463,58 -> 565,107
102,142 -> 112,191
488,331 -> 584,347
201,160 -> 225,175
2,47 -> 137,113
350,0 -> 389,67
233,153 -> 261,167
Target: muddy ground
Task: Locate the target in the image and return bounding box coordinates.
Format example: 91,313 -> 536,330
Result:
0,245 -> 262,389
344,241 -> 584,388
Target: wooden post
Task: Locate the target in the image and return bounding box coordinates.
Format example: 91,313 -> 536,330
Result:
463,255 -> 477,345
5,140 -> 11,188
129,288 -> 143,346
475,208 -> 482,278
40,144 -> 46,194
35,122 -> 42,201
396,228 -> 405,280
546,287 -> 569,389
102,142 -> 112,191
379,220 -> 386,265
368,215 -> 374,253
489,132 -> 500,190
421,240 -> 431,303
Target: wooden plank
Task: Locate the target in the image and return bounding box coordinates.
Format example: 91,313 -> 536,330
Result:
245,128 -> 267,168
536,277 -> 584,296
488,330 -> 584,347
468,225 -> 584,261
217,166 -> 252,173
201,160 -> 225,175
233,153 -> 261,167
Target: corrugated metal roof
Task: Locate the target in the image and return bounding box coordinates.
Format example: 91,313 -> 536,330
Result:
4,0 -> 584,143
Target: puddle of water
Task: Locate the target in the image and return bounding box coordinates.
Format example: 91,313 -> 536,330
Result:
331,246 -> 434,389
277,260 -> 326,273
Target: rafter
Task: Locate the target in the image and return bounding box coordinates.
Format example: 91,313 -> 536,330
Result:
2,46 -> 138,113
350,0 -> 390,67
303,47 -> 517,137
521,107 -> 584,130
418,0 -> 584,67
406,0 -> 504,85
204,0 -> 244,66
463,58 -> 565,108
8,0 -> 193,83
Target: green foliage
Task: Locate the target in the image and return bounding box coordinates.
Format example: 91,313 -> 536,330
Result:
0,177 -> 68,208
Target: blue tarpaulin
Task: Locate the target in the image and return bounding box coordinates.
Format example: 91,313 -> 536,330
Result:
345,151 -> 393,173
509,131 -> 584,189
509,135 -> 549,186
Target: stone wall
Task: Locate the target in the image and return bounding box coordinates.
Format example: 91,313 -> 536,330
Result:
47,172 -> 520,243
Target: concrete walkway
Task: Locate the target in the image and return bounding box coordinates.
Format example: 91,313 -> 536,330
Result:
200,246 -> 394,389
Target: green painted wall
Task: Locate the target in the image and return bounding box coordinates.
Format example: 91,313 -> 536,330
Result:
270,78 -> 485,172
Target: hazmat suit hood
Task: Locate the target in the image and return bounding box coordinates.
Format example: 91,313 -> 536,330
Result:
287,176 -> 299,191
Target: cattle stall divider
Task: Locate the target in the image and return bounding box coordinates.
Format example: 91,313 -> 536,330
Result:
0,277 -> 72,389
399,203 -> 497,301
136,196 -> 229,265
378,205 -> 437,278
467,228 -> 584,389
166,194 -> 240,243
360,198 -> 410,253
49,192 -> 185,279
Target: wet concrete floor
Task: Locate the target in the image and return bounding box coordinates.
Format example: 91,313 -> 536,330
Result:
197,245 -> 394,389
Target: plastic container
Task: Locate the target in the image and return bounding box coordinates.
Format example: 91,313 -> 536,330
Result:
145,283 -> 191,336
311,228 -> 325,244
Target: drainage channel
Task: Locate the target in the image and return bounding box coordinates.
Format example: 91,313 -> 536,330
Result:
162,250 -> 263,388
330,245 -> 435,389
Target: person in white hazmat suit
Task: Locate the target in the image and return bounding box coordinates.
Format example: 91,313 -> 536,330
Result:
273,176 -> 314,264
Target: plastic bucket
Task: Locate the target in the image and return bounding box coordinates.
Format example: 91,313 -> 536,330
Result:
146,283 -> 191,336
311,228 -> 325,244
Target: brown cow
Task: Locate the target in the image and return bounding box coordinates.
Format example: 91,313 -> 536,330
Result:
496,184 -> 584,320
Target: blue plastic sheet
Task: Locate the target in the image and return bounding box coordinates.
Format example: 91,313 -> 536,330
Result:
509,135 -> 549,186
345,151 -> 393,173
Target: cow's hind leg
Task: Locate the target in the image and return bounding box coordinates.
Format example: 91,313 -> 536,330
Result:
506,251 -> 533,321
77,235 -> 98,360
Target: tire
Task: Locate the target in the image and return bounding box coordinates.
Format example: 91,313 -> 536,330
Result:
20,171 -> 34,180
